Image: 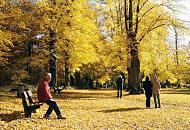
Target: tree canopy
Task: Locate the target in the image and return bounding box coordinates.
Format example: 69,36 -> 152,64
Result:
0,0 -> 190,88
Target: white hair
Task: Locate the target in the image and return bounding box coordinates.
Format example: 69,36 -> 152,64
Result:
46,73 -> 52,78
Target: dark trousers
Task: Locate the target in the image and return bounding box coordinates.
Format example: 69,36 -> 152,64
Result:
117,88 -> 122,98
153,94 -> 161,108
45,99 -> 62,116
145,95 -> 151,108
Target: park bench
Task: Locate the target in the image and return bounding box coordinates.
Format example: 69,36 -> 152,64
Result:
21,90 -> 43,118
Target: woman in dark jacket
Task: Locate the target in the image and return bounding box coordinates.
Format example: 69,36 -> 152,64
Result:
142,76 -> 153,108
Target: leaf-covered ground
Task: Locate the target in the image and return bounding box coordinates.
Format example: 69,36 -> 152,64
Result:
0,88 -> 190,130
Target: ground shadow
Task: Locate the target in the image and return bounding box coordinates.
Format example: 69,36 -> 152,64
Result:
161,89 -> 190,95
0,111 -> 23,122
53,91 -> 117,100
100,107 -> 146,113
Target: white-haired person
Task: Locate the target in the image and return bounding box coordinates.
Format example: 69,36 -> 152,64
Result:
37,73 -> 66,119
151,74 -> 161,108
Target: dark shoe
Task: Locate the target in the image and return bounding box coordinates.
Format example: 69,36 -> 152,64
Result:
57,115 -> 66,119
43,114 -> 50,119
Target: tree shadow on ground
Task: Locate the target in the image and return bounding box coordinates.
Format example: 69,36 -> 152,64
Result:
161,89 -> 190,95
53,91 -> 118,100
0,111 -> 23,122
99,107 -> 146,113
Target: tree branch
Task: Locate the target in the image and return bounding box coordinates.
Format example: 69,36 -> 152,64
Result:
138,23 -> 168,42
135,0 -> 140,35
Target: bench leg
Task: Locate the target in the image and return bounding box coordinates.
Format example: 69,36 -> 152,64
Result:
25,111 -> 32,118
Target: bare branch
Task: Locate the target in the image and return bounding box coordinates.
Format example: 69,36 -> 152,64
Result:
138,3 -> 167,23
139,0 -> 149,11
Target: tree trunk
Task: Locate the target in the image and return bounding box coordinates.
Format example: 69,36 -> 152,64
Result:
49,29 -> 57,87
74,71 -> 81,88
64,54 -> 69,86
124,0 -> 141,94
26,40 -> 33,84
127,47 -> 141,94
127,35 -> 141,94
174,28 -> 178,65
64,39 -> 70,86
27,40 -> 32,75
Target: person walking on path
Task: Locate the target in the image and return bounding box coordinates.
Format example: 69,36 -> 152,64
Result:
151,74 -> 161,108
116,75 -> 124,98
142,76 -> 153,108
37,73 -> 66,119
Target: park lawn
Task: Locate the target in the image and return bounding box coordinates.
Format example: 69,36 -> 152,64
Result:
0,89 -> 190,130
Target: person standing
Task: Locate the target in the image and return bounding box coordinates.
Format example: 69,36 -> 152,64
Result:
37,73 -> 66,119
151,74 -> 161,108
116,75 -> 124,98
142,76 -> 152,108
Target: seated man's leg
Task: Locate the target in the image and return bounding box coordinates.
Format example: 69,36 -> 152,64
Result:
44,105 -> 53,118
45,99 -> 61,116
45,99 -> 65,119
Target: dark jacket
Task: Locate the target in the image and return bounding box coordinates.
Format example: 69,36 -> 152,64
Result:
116,77 -> 123,89
142,80 -> 152,96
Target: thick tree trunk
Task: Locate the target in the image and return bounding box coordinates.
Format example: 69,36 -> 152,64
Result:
127,36 -> 141,94
49,29 -> 57,87
128,49 -> 141,94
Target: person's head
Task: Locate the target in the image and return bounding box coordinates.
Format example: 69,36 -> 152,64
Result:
145,76 -> 150,81
153,69 -> 158,75
118,75 -> 122,79
44,73 -> 52,83
150,74 -> 157,81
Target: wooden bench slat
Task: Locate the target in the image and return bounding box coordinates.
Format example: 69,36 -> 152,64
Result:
21,90 -> 42,118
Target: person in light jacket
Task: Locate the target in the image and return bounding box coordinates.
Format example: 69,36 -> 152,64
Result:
151,74 -> 161,108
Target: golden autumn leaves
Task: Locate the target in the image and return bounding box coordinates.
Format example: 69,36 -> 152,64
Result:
0,89 -> 190,129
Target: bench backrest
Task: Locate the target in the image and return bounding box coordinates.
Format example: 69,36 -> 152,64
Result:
26,90 -> 35,104
21,90 -> 35,108
21,91 -> 30,109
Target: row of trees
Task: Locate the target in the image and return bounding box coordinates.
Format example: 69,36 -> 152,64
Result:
99,0 -> 189,92
0,0 -> 190,92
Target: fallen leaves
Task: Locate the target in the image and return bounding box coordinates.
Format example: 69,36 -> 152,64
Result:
0,89 -> 190,129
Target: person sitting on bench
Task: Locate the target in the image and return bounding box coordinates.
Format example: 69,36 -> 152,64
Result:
37,73 -> 66,119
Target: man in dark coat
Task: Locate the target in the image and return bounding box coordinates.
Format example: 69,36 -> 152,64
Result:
116,75 -> 124,98
142,76 -> 153,108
